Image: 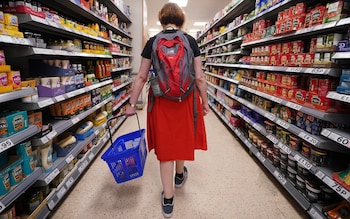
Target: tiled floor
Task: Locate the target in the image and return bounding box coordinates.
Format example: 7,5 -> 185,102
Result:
50,107 -> 309,218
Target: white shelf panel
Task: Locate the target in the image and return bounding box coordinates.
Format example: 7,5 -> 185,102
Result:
205,71 -> 239,84
327,91 -> 350,104
332,52 -> 350,60
0,88 -> 36,103
0,125 -> 40,153
111,52 -> 132,57
0,35 -> 32,46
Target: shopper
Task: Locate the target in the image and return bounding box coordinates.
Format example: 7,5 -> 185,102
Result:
125,2 -> 209,218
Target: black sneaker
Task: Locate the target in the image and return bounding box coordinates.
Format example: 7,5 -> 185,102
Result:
175,166 -> 188,188
161,192 -> 174,218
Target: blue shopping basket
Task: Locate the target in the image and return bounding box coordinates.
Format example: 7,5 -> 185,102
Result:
101,113 -> 147,184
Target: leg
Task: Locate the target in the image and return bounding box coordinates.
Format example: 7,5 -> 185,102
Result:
160,161 -> 174,198
175,160 -> 188,188
175,160 -> 185,174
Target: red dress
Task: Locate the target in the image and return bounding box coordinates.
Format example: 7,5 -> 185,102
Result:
147,89 -> 207,161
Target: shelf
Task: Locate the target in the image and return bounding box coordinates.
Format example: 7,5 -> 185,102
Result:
98,0 -> 131,24
205,71 -> 239,84
0,125 -> 41,153
327,91 -> 350,104
111,66 -> 132,72
111,80 -> 132,92
17,80 -> 113,110
18,47 -> 113,58
17,14 -> 111,45
31,97 -> 113,146
201,37 -> 243,50
111,52 -> 132,57
238,85 -> 350,123
208,92 -> 237,116
205,63 -> 341,77
37,0 -> 131,38
111,38 -> 132,48
0,88 -> 36,103
332,52 -> 350,60
0,35 -> 32,46
0,168 -> 43,214
321,128 -> 350,150
112,94 -> 130,112
206,50 -> 248,58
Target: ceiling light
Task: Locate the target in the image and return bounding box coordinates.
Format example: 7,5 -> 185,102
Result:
193,22 -> 207,26
149,29 -> 160,32
169,0 -> 188,7
189,29 -> 201,33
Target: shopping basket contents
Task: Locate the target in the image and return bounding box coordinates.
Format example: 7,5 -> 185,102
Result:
101,113 -> 147,184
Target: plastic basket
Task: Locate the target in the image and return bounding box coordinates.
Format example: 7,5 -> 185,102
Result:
101,114 -> 147,184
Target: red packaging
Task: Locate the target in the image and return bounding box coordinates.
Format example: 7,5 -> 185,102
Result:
295,89 -> 308,103
308,92 -> 334,107
282,75 -> 299,88
309,38 -> 317,53
309,78 -> 319,92
269,55 -> 280,66
277,11 -> 284,21
296,54 -> 305,66
318,79 -> 338,96
281,42 -> 292,54
292,40 -> 304,54
290,54 -> 298,66
280,54 -> 290,66
292,15 -> 305,30
285,19 -> 293,33
275,73 -> 282,84
311,5 -> 326,26
289,6 -> 296,18
270,44 -> 281,55
280,87 -> 289,99
304,12 -> 312,28
295,3 -> 307,15
303,53 -> 314,67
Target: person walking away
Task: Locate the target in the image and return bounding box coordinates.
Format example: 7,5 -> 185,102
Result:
125,3 -> 209,218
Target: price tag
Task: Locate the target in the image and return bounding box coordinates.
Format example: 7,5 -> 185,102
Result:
88,152 -> 94,161
271,96 -> 283,104
0,201 -> 5,213
66,177 -> 74,188
247,103 -> 255,110
65,154 -> 74,164
276,119 -> 290,130
328,132 -> 350,148
0,139 -> 14,153
78,160 -> 89,173
308,207 -> 323,219
66,92 -> 75,98
323,176 -> 350,200
267,135 -> 278,144
38,98 -> 55,108
72,117 -> 80,124
278,142 -> 292,154
310,68 -> 327,75
294,154 -> 313,170
94,129 -> 100,136
48,200 -> 55,210
256,152 -> 266,163
57,186 -> 67,199
264,112 -> 276,121
321,129 -> 331,137
234,129 -> 241,137
45,168 -> 60,184
286,102 -> 302,111
55,95 -> 65,102
47,130 -> 57,140
244,139 -> 252,149
253,123 -> 262,132
340,94 -> 350,103
41,136 -> 49,144
273,170 -> 287,185
315,170 -> 325,180
298,132 -> 319,146
286,67 -> 303,73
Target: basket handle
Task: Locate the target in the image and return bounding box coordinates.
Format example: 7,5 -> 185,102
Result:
106,113 -> 141,146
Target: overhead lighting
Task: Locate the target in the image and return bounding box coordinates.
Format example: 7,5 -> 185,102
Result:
189,29 -> 201,33
193,22 -> 207,26
149,28 -> 160,32
169,0 -> 188,7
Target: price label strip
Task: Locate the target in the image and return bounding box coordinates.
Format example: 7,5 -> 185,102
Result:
286,102 -> 302,111
0,201 -> 5,213
56,186 -> 67,199
294,154 -> 312,170
48,200 -> 56,210
298,132 -> 319,146
264,112 -> 276,121
72,117 -> 80,124
286,67 -> 303,73
66,177 -> 75,188
234,129 -> 242,137
267,135 -> 278,144
315,170 -> 325,180
244,139 -> 252,149
65,154 -> 74,164
47,130 -> 58,140
256,152 -> 266,163
0,139 -> 14,153
55,95 -> 65,102
323,176 -> 350,200
327,132 -> 350,148
278,142 -> 292,155
88,152 -> 95,161
273,170 -> 287,185
276,119 -> 290,130
252,123 -> 262,132
45,168 -> 60,184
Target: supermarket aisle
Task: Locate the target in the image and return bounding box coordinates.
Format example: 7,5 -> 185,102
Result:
50,107 -> 309,219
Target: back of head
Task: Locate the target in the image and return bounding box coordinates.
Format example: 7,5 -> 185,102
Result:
158,3 -> 185,29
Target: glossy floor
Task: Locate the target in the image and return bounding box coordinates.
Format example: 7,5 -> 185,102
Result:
50,107 -> 309,219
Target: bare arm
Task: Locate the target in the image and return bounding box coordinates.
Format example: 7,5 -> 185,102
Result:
125,57 -> 152,115
194,56 -> 210,115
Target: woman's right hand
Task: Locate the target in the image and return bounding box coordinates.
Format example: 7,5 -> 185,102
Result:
125,104 -> 136,117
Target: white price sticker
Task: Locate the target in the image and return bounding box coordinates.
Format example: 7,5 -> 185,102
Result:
276,119 -> 290,130
278,142 -> 292,154
234,129 -> 241,137
66,92 -> 75,98
244,139 -> 252,149
294,154 -> 313,170
55,95 -> 65,102
267,135 -> 278,144
286,67 -> 302,73
57,186 -> 67,199
273,170 -> 287,185
271,96 -> 283,104
323,176 -> 350,200
264,112 -> 276,121
88,152 -> 94,161
45,168 -> 60,184
41,136 -> 49,144
78,160 -> 89,173
94,129 -> 100,136
48,200 -> 55,210
321,129 -> 331,137
72,117 -> 80,124
65,154 -> 74,164
315,171 -> 325,180
310,68 -> 327,75
66,177 -> 74,188
253,123 -> 262,132
328,132 -> 350,148
308,207 -> 323,219
0,139 -> 14,153
38,98 -> 55,108
0,201 -> 5,213
247,103 -> 255,109
298,132 -> 319,146
286,102 -> 302,111
339,94 -> 350,103
47,130 -> 57,140
256,152 -> 266,163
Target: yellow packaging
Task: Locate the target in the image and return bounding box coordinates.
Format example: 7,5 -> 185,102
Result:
7,30 -> 23,38
0,11 -> 4,23
5,24 -> 18,31
7,71 -> 21,90
4,13 -> 18,26
0,50 -> 5,66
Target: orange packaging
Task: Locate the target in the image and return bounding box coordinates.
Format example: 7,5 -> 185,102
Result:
0,72 -> 8,86
61,101 -> 71,117
309,78 -> 319,92
7,71 -> 21,90
303,53 -> 314,67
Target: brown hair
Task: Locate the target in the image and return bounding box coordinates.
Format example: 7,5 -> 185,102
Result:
158,3 -> 185,28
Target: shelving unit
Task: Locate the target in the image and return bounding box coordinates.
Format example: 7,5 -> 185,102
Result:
200,0 -> 350,217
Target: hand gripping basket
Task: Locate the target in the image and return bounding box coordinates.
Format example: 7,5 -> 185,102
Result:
101,114 -> 147,184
